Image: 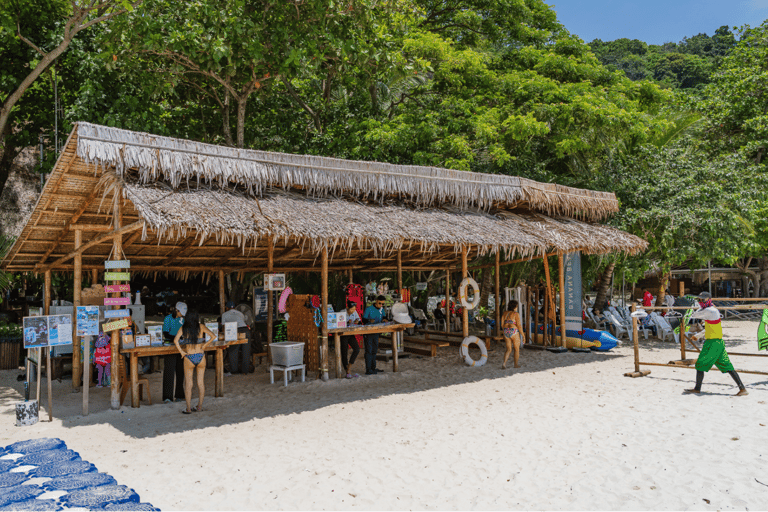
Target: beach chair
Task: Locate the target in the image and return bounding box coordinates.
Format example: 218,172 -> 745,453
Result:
604,311 -> 629,339
584,309 -> 606,330
649,312 -> 675,342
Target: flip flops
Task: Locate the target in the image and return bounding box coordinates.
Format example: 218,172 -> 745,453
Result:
181,410 -> 193,414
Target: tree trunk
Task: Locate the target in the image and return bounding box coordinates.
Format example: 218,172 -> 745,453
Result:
222,91 -> 233,146
479,268 -> 492,307
593,262 -> 615,309
656,272 -> 669,307
236,97 -> 247,148
0,122 -> 19,202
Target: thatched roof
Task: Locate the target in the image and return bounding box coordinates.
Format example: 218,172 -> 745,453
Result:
76,122 -> 618,221
2,123 -> 646,275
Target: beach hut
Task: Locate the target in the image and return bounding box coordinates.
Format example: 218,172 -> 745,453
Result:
2,123 -> 646,410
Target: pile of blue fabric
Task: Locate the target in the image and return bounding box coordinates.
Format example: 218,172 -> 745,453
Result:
0,438 -> 158,511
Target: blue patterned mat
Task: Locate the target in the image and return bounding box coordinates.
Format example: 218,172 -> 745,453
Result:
0,438 -> 158,511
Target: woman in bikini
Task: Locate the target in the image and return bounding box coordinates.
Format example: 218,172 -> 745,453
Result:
502,300 -> 525,369
173,308 -> 216,414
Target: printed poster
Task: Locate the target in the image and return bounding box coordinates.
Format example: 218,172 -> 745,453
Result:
205,322 -> 219,343
23,316 -> 49,348
135,334 -> 151,347
76,306 -> 99,337
147,325 -> 163,346
48,315 -> 73,346
224,322 -> 237,342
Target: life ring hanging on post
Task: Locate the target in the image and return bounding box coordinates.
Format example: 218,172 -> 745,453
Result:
458,277 -> 480,310
460,336 -> 487,367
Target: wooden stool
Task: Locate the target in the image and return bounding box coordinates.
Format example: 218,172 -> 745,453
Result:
269,364 -> 305,386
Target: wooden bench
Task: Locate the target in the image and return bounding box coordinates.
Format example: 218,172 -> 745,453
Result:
401,336 -> 450,357
417,330 -> 502,350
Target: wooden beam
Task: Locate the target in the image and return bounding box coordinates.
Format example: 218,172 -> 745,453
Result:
495,251 -> 501,338
122,229 -> 143,250
160,237 -> 197,267
72,230 -> 82,390
69,224 -> 114,232
37,221 -> 144,271
471,252 -> 557,270
35,186 -> 104,265
321,248 -> 329,381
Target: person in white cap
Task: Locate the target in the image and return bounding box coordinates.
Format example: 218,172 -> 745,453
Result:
685,292 -> 747,396
162,302 -> 187,403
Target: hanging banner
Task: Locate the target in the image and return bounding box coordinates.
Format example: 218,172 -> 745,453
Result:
104,297 -> 131,306
564,252 -> 582,332
104,309 -> 131,319
104,260 -> 131,269
105,284 -> 131,293
102,318 -> 131,332
253,287 -> 268,323
104,272 -> 130,281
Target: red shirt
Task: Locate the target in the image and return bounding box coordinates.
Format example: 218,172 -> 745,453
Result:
642,291 -> 653,307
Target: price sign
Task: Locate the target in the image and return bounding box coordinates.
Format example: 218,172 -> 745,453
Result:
104,297 -> 131,306
103,318 -> 131,332
104,272 -> 130,281
105,284 -> 131,293
104,309 -> 131,318
104,260 -> 131,269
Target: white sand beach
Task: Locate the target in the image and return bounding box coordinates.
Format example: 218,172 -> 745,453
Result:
1,321 -> 767,511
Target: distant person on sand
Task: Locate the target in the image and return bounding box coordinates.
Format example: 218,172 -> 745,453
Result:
684,292 -> 748,396
363,295 -> 387,375
642,289 -> 653,308
502,300 -> 524,369
173,308 -> 217,413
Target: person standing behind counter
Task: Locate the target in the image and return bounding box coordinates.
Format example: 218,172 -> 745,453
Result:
362,295 -> 387,376
162,302 -> 187,403
221,301 -> 252,375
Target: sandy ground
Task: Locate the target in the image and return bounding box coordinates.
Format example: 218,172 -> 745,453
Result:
1,321 -> 767,511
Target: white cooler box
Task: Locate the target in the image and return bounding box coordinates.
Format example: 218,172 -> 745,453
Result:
269,342 -> 305,367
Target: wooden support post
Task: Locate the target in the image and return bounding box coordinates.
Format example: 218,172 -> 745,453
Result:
91,268 -> 98,286
495,251 -> 501,339
679,280 -> 685,298
526,285 -> 532,345
110,200 -> 121,410
218,270 -> 226,316
542,256 -> 556,345
397,249 -> 403,292
267,238 -> 274,346
679,314 -> 687,361
632,304 -> 640,373
348,269 -> 354,285
44,270 -> 52,421
558,253 -> 566,348
320,248 -> 329,381
534,287 -> 540,345
36,348 -> 41,404
334,333 -> 343,379
445,269 -> 451,334
72,230 -> 82,390
461,247 -> 469,339
543,282 -> 549,346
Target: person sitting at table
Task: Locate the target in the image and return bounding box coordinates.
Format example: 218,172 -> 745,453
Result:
173,307 -> 217,414
162,302 -> 186,403
221,301 -> 252,375
362,295 -> 387,375
341,300 -> 361,379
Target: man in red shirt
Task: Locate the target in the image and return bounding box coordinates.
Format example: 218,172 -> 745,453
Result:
642,289 -> 653,307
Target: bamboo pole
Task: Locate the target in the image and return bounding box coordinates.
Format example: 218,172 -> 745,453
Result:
218,270 -> 226,316
526,285 -> 532,346
72,229 -> 82,390
321,248 -> 329,381
462,247 -> 469,339
558,253 -> 566,348
445,269 -> 451,334
543,281 -> 549,346
44,270 -> 52,421
534,287 -> 540,345
91,268 -> 98,286
348,269 -> 353,285
397,249 -> 403,292
632,304 -> 639,373
110,200 -> 121,410
83,334 -> 90,416
267,237 -> 274,367
495,251 -> 501,339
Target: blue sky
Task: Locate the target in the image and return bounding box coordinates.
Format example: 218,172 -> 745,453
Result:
546,0 -> 768,44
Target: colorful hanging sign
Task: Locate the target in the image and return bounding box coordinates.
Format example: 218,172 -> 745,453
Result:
104,260 -> 131,269
102,318 -> 131,332
104,297 -> 131,306
104,272 -> 130,281
104,309 -> 131,318
105,284 -> 131,293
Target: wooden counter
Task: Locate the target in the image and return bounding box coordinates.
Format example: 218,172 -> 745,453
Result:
328,323 -> 414,377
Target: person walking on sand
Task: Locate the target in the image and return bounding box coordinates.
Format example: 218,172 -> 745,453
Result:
685,292 -> 748,396
173,308 -> 218,413
502,300 -> 524,369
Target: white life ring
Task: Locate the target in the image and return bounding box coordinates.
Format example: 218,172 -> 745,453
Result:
458,277 -> 480,310
460,336 -> 487,367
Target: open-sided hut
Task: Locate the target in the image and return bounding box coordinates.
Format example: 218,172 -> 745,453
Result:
3,123 -> 646,410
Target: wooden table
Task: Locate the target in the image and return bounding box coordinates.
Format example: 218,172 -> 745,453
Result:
328,323 -> 414,378
120,335 -> 246,408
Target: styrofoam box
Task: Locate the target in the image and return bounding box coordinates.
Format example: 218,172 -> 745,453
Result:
269,342 -> 305,367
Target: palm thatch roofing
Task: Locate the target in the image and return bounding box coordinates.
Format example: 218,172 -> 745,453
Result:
3,122 -> 646,276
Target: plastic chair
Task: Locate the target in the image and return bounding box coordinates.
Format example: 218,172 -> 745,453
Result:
650,312 -> 675,342
604,311 -> 629,339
